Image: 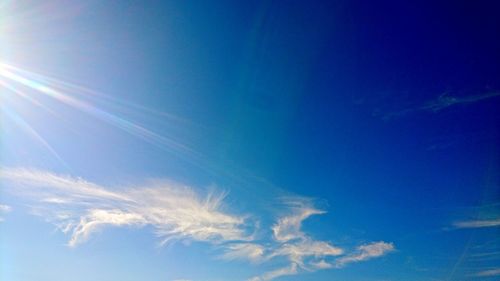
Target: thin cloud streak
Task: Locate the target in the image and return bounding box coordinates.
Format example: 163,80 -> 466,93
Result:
335,241 -> 395,267
473,268 -> 500,277
453,218 -> 500,229
0,204 -> 11,222
220,243 -> 266,263
0,204 -> 11,212
423,91 -> 500,112
248,263 -> 298,281
380,91 -> 500,120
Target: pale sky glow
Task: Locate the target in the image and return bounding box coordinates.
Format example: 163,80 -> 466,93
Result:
1,1 -> 499,281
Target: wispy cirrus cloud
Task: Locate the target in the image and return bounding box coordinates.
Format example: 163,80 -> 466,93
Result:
335,241 -> 395,267
220,199 -> 346,279
0,167 -> 252,247
248,263 -> 298,281
0,204 -> 11,212
268,200 -> 344,264
220,243 -> 266,263
453,218 -> 500,229
422,91 -> 500,112
473,268 -> 500,277
0,167 -> 395,280
246,199 -> 393,281
271,198 -> 325,242
379,91 -> 500,120
0,204 -> 12,221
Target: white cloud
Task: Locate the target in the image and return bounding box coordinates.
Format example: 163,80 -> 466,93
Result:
220,243 -> 266,263
270,239 -> 343,266
0,167 -> 251,247
0,204 -> 12,222
248,263 -> 298,281
310,259 -> 333,269
473,268 -> 500,277
0,168 -> 132,202
271,199 -> 324,242
1,167 -> 395,280
453,218 -> 500,229
69,209 -> 146,246
249,199 -> 344,281
335,241 -> 395,267
0,204 -> 11,212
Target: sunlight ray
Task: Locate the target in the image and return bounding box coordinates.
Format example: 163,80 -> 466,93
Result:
1,106 -> 69,169
0,65 -> 199,161
0,63 -> 188,124
0,79 -> 61,118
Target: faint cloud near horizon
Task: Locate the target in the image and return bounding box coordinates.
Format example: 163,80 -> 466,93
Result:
377,91 -> 500,120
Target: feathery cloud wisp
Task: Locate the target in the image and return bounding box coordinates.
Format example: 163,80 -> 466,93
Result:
1,167 -> 395,280
0,167 -> 251,246
473,268 -> 500,277
379,91 -> 500,120
272,200 -> 325,242
248,199 -> 345,281
248,263 -> 298,281
423,91 -> 500,112
335,241 -> 395,267
453,218 -> 500,229
220,243 -> 266,263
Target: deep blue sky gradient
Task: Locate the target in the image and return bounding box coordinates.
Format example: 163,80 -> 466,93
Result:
1,1 -> 499,280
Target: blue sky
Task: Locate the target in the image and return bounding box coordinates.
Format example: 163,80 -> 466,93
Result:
1,1 -> 499,280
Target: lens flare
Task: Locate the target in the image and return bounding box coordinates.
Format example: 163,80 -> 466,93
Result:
2,106 -> 68,168
0,63 -> 198,162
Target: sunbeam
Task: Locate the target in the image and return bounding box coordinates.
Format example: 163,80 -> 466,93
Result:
0,62 -> 264,187
0,79 -> 61,118
1,106 -> 69,169
0,63 -> 199,162
0,63 -> 189,124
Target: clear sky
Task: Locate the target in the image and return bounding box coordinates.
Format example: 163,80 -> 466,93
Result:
0,1 -> 499,281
